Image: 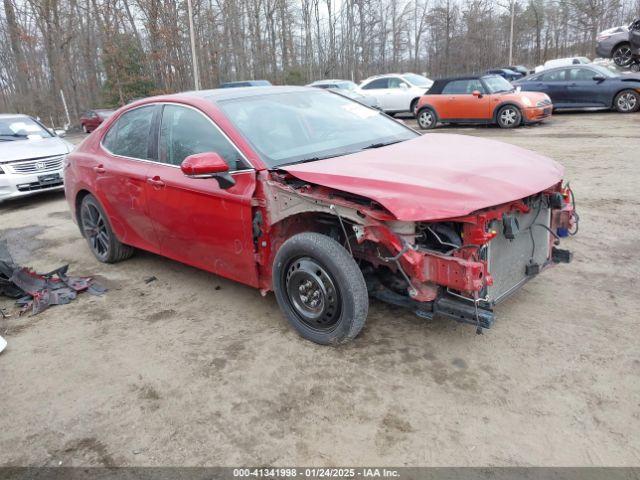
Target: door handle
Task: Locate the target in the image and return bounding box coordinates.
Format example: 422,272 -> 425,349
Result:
146,176 -> 165,189
93,164 -> 105,174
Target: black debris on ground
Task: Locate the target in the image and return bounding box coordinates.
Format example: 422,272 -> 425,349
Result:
0,239 -> 106,316
144,276 -> 157,284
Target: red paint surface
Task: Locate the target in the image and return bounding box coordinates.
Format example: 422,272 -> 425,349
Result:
283,133 -> 564,221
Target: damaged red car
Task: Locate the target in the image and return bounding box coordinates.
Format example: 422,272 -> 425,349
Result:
64,87 -> 577,345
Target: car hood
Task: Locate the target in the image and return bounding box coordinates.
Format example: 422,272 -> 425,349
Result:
282,133 -> 564,221
0,136 -> 72,163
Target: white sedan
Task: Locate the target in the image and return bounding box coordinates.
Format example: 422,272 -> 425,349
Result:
357,73 -> 433,116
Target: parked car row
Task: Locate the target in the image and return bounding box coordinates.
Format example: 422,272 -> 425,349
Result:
0,114 -> 72,202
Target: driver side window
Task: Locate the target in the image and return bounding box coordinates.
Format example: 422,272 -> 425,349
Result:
158,105 -> 248,170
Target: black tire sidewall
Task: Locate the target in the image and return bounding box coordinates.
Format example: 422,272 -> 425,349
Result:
614,90 -> 640,113
272,233 -> 368,345
80,194 -> 116,262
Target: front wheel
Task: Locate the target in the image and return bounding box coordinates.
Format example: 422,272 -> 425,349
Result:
614,90 -> 640,113
417,108 -> 437,130
272,232 -> 368,345
496,105 -> 522,128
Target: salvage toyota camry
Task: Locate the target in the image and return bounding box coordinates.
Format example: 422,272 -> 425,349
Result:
64,86 -> 577,345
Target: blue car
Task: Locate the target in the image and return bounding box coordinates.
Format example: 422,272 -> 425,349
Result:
513,64 -> 640,113
485,68 -> 524,81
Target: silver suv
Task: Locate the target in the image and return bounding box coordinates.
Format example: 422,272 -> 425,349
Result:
0,114 -> 72,203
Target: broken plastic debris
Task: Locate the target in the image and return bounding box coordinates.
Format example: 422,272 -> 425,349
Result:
0,335 -> 6,354
0,239 -> 106,316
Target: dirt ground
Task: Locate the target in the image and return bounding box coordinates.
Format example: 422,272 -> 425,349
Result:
1,112 -> 639,467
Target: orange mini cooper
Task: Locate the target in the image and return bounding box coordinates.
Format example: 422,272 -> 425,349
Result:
415,74 -> 553,129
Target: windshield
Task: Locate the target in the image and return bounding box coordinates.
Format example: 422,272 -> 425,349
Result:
218,90 -> 418,168
335,81 -> 357,90
483,75 -> 515,93
403,73 -> 432,87
0,117 -> 53,141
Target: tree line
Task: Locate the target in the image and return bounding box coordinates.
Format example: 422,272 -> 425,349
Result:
1,0 -> 639,126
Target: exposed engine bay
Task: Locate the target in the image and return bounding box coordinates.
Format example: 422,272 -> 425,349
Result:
260,171 -> 577,333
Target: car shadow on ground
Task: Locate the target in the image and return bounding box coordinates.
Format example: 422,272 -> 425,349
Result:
0,191 -> 66,213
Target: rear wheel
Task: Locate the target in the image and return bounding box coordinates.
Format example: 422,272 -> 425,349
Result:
612,44 -> 633,67
272,232 -> 368,345
614,89 -> 640,113
496,105 -> 522,128
417,108 -> 437,130
410,99 -> 420,117
80,194 -> 134,263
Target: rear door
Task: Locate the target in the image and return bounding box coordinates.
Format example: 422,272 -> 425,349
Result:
539,69 -> 570,106
96,104 -> 159,252
144,103 -> 259,287
360,78 -> 391,110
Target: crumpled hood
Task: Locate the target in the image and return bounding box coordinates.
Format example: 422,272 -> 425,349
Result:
282,133 -> 564,221
0,136 -> 71,163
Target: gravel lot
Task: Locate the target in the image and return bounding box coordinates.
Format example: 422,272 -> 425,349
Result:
1,112 -> 639,467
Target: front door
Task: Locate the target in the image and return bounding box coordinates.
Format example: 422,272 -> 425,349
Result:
565,67 -> 607,107
144,104 -> 259,287
438,79 -> 491,120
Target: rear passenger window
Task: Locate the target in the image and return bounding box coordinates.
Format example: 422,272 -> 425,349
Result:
362,78 -> 389,90
541,70 -> 565,82
158,105 -> 247,170
102,105 -> 155,159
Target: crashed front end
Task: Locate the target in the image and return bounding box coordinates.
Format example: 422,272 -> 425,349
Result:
261,171 -> 577,332
355,185 -> 577,330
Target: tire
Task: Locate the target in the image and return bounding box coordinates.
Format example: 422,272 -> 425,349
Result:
612,44 -> 632,67
410,98 -> 420,117
417,107 -> 437,130
496,105 -> 522,128
79,194 -> 134,263
630,62 -> 640,73
272,232 -> 368,345
613,89 -> 640,113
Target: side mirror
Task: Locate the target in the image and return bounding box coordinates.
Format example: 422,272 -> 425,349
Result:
55,129 -> 66,137
181,152 -> 235,189
593,75 -> 606,82
399,82 -> 409,89
472,90 -> 483,98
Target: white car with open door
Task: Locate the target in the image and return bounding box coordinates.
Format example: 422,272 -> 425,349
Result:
357,73 -> 433,116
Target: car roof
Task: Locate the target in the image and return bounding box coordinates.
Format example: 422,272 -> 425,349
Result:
311,79 -> 351,84
0,113 -> 30,119
426,75 -> 500,94
127,86 -> 317,106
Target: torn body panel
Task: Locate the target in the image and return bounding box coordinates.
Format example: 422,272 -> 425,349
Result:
254,171 -> 576,329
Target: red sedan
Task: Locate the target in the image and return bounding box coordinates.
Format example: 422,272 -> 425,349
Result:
79,109 -> 115,133
64,87 -> 577,345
